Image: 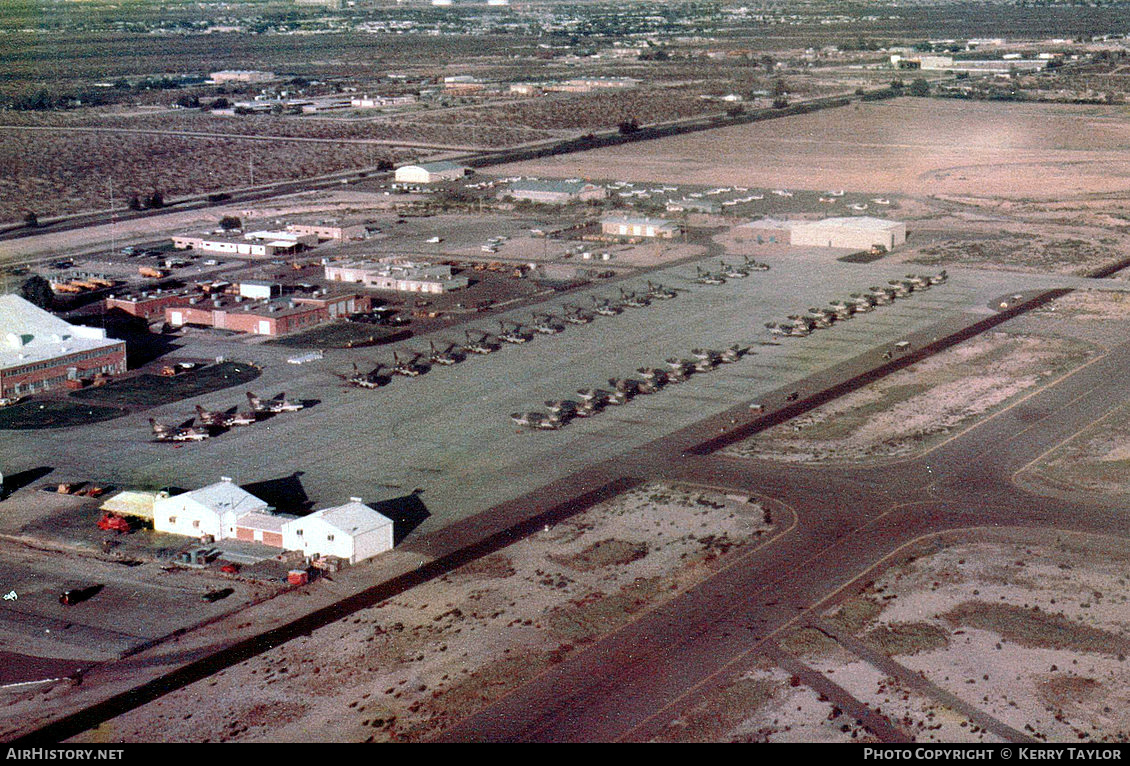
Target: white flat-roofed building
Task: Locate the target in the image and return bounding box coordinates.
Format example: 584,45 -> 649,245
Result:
153,477 -> 270,541
739,217 -> 801,244
325,259 -> 469,293
790,217 -> 906,250
287,222 -> 367,241
350,94 -> 417,109
601,215 -> 681,239
209,70 -> 276,84
504,179 -> 607,205
394,161 -> 469,184
172,230 -> 317,259
282,498 -> 394,564
0,295 -> 127,398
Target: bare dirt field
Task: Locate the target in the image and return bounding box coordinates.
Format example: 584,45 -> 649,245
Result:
493,99 -> 1130,202
656,528 -> 1130,743
725,331 -> 1095,464
1018,294 -> 1130,497
70,482 -> 775,743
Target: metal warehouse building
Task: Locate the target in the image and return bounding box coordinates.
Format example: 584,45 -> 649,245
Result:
790,217 -> 907,251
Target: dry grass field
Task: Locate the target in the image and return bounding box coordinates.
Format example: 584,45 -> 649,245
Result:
494,98 -> 1130,201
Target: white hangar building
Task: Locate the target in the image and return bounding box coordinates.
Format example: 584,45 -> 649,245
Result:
790,217 -> 906,251
394,161 -> 469,184
281,498 -> 394,564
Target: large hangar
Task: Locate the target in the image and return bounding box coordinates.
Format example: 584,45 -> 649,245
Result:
791,217 -> 907,250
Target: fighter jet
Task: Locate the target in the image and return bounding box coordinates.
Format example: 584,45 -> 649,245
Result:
194,404 -> 237,429
562,304 -> 595,324
929,270 -> 948,285
694,267 -> 726,285
719,261 -> 749,279
719,344 -> 750,363
530,312 -> 565,335
619,288 -> 650,308
343,363 -> 390,389
150,418 -> 210,442
391,351 -> 427,377
497,320 -> 532,344
591,296 -> 623,316
742,257 -> 771,272
247,392 -> 304,413
462,330 -> 500,355
428,341 -> 463,366
510,411 -> 566,430
646,281 -> 677,300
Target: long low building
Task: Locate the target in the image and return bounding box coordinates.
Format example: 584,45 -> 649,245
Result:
741,216 -> 906,250
165,291 -> 370,336
503,179 -> 607,205
0,295 -> 126,398
172,231 -> 318,259
326,259 -> 469,293
601,215 -> 681,239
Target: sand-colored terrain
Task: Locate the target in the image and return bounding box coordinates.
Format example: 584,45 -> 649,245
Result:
726,332 -> 1094,464
495,99 -> 1130,202
72,483 -> 774,743
655,529 -> 1130,742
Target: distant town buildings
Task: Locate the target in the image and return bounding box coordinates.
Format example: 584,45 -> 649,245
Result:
325,259 -> 469,293
394,161 -> 470,184
286,222 -> 368,242
0,295 -> 126,398
349,94 -> 418,109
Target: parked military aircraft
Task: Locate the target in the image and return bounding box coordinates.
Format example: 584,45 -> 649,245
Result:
619,288 -> 650,308
511,411 -> 566,430
646,281 -> 678,300
344,363 -> 390,389
150,418 -> 210,442
743,256 -> 771,271
498,320 -> 532,344
194,404 -> 236,428
247,392 -> 305,413
531,313 -> 565,335
719,344 -> 750,363
392,351 -> 427,377
719,261 -> 749,279
694,267 -> 726,285
462,330 -> 500,354
591,296 -> 623,316
562,304 -> 595,324
429,341 -> 463,366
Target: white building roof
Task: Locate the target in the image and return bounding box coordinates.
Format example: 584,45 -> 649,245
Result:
0,294 -> 121,371
178,479 -> 269,516
602,215 -> 678,228
795,216 -> 903,232
236,511 -> 295,533
307,501 -> 393,537
400,161 -> 466,174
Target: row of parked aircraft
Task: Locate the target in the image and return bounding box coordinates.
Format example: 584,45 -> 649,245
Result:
149,392 -> 304,442
511,344 -> 751,430
693,256 -> 770,285
766,272 -> 947,338
343,281 -> 682,389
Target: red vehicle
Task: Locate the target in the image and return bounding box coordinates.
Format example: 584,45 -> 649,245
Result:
96,512 -> 130,533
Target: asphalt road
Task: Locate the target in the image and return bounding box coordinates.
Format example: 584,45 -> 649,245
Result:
433,335 -> 1130,743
